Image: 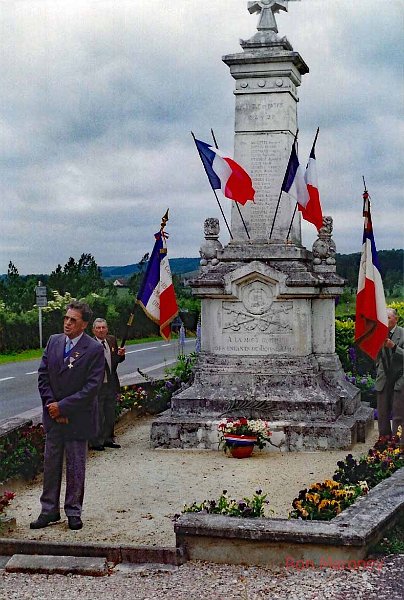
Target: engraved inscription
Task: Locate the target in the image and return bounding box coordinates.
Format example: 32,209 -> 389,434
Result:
222,302 -> 292,334
249,137 -> 285,235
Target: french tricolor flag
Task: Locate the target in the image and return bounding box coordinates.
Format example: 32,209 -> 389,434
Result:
281,141 -> 310,209
194,138 -> 255,205
303,136 -> 324,231
355,192 -> 388,360
137,231 -> 178,340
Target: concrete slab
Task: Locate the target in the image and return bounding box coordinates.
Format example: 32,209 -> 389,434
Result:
0,555 -> 11,569
113,562 -> 178,574
5,554 -> 109,576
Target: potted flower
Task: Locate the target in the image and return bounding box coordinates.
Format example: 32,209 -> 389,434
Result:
218,418 -> 274,458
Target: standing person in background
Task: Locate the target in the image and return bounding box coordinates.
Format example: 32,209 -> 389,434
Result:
31,301 -> 104,531
375,308 -> 404,445
89,318 -> 126,451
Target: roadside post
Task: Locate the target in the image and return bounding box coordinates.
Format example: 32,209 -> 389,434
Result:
35,282 -> 47,349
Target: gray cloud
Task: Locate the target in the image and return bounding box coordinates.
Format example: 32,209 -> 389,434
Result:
0,0 -> 402,275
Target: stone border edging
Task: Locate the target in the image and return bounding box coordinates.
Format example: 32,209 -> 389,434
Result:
174,467 -> 404,566
0,537 -> 186,566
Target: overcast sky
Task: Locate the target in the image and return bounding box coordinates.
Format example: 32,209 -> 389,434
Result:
0,0 -> 402,275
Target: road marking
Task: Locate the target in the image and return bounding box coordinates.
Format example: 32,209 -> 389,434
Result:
0,377 -> 15,382
161,344 -> 171,347
120,360 -> 177,383
126,346 -> 158,354
26,371 -> 38,375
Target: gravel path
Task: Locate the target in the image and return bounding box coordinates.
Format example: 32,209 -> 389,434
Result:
3,415 -> 379,546
1,555 -> 403,599
2,415 -> 402,598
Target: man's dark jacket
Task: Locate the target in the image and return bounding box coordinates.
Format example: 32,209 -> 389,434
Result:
38,332 -> 105,440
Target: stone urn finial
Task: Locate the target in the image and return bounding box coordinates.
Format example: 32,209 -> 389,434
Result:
312,216 -> 337,272
200,218 -> 223,267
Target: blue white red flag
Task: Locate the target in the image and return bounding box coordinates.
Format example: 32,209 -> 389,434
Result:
281,141 -> 310,209
137,231 -> 178,340
194,138 -> 255,205
303,137 -> 323,230
354,192 -> 388,360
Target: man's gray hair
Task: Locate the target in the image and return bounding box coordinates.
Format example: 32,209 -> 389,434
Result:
387,308 -> 397,317
93,317 -> 108,328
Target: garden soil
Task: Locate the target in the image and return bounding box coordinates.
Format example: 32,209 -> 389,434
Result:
2,415 -> 379,547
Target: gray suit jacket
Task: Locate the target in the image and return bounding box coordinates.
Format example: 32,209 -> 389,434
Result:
375,325 -> 404,392
38,332 -> 105,440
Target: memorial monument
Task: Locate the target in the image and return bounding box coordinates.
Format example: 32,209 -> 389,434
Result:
151,0 -> 373,450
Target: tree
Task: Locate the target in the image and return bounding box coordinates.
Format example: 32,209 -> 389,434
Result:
48,254 -> 104,298
1,262 -> 38,312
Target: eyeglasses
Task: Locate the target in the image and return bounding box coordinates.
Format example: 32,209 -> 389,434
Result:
63,316 -> 82,323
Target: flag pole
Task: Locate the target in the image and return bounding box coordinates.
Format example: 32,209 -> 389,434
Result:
285,127 -> 320,242
269,129 -> 299,240
191,131 -> 233,240
285,203 -> 298,242
119,210 -> 169,348
362,175 -> 369,213
210,128 -> 251,240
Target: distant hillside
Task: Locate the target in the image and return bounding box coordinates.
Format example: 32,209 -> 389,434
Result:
101,257 -> 200,280
101,250 -> 403,286
336,249 -> 403,289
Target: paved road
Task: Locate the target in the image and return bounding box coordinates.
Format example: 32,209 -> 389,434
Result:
0,339 -> 195,421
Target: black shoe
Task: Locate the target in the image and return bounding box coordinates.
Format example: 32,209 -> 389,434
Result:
104,441 -> 121,449
89,445 -> 105,451
30,512 -> 61,529
68,516 -> 83,530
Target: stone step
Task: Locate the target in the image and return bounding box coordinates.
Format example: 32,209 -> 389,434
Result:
150,408 -> 374,451
171,394 -> 345,421
5,554 -> 109,576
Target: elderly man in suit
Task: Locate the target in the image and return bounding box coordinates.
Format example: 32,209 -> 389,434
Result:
89,318 -> 126,451
375,308 -> 404,444
30,301 -> 104,531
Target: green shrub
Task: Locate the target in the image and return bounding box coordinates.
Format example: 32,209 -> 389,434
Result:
0,424 -> 45,482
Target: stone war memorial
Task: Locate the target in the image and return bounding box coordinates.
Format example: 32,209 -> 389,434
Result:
151,0 -> 373,451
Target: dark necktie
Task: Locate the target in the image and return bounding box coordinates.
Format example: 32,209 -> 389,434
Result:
102,341 -> 111,382
385,331 -> 393,370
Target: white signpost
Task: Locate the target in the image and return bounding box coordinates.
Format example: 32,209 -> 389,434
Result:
35,282 -> 47,348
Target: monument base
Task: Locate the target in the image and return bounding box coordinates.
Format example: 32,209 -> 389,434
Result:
150,352 -> 374,451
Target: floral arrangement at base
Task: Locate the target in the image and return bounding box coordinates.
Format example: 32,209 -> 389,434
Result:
115,385 -> 147,418
290,428 -> 403,522
181,489 -> 270,518
289,479 -> 369,521
0,491 -> 15,519
217,418 -> 275,452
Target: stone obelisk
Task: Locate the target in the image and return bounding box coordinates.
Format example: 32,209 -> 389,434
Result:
151,1 -> 373,451
229,0 -> 307,245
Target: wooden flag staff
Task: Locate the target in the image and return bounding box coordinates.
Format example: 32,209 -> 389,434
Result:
119,209 -> 169,348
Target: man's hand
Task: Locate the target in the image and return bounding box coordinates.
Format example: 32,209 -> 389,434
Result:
48,402 -> 61,419
117,347 -> 125,357
55,417 -> 69,424
385,338 -> 395,349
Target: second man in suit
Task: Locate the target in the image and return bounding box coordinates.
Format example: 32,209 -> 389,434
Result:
89,318 -> 126,450
375,308 -> 404,444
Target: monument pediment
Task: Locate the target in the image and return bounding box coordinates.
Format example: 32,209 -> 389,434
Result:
223,260 -> 286,298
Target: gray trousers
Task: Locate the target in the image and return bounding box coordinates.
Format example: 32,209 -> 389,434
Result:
90,383 -> 117,446
377,383 -> 404,443
40,426 -> 87,517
